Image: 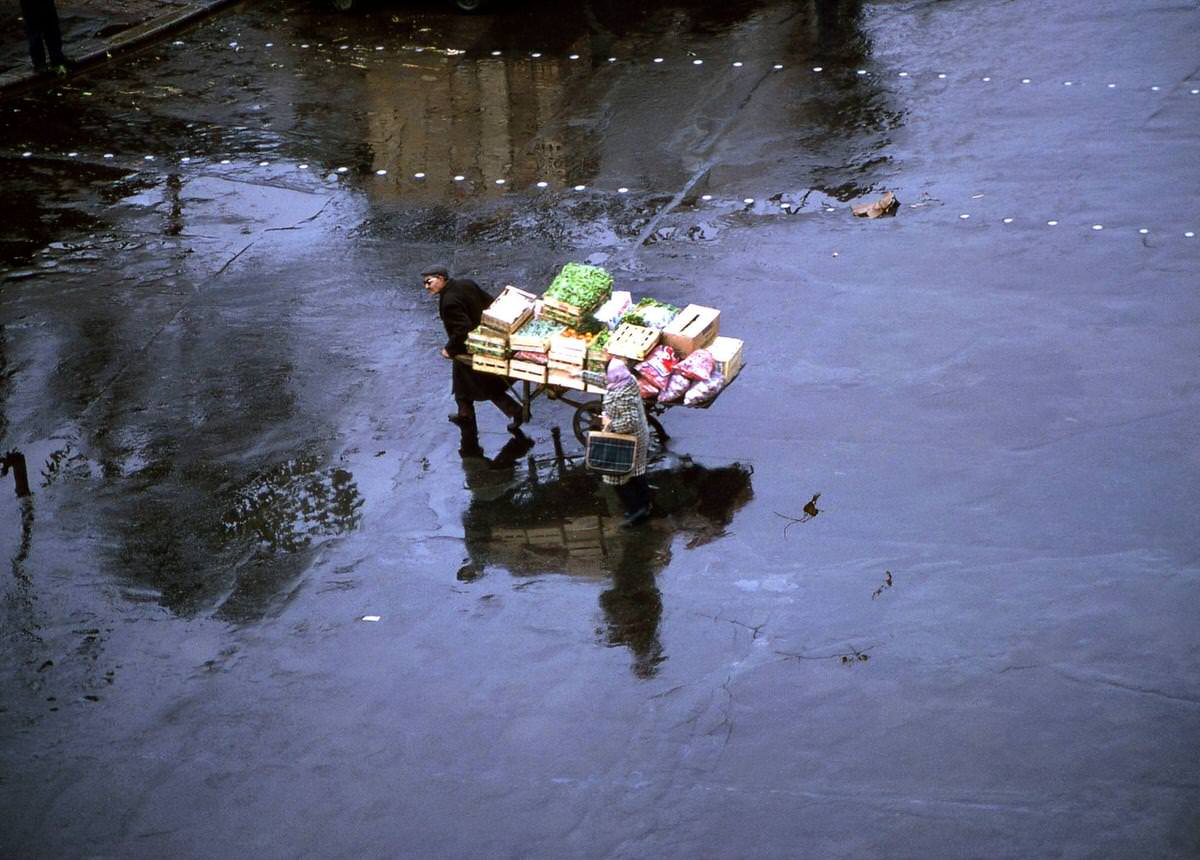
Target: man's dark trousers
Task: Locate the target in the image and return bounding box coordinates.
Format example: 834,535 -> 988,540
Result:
20,0 -> 67,70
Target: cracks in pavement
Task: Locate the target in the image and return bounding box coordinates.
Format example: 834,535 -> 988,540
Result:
696,611 -> 767,641
262,197 -> 335,233
1054,669 -> 1200,707
775,642 -> 877,666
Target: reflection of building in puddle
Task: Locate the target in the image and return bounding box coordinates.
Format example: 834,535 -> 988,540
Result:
462,452 -> 753,677
364,46 -> 594,200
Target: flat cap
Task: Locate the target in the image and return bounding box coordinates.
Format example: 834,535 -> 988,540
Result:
421,265 -> 450,278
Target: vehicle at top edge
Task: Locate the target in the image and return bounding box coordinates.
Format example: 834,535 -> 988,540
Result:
330,0 -> 492,12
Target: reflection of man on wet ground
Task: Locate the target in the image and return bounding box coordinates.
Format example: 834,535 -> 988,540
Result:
422,265 -> 525,457
600,530 -> 666,678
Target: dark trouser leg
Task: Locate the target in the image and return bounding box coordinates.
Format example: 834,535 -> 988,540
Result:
454,398 -> 476,420
621,476 -> 651,524
631,475 -> 651,512
454,399 -> 482,455
42,1 -> 66,65
614,481 -> 636,513
616,476 -> 651,524
491,393 -> 524,432
21,0 -> 47,69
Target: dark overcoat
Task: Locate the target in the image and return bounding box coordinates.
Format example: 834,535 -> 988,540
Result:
439,277 -> 510,402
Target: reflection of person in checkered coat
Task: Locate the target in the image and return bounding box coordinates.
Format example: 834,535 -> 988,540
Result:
600,359 -> 651,526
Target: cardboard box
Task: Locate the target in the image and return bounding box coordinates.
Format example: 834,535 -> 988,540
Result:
661,304 -> 720,355
509,360 -> 548,384
707,335 -> 743,380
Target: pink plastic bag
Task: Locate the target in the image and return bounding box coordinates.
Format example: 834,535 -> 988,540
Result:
683,371 -> 725,407
676,348 -> 714,381
634,345 -> 677,391
657,371 -> 691,403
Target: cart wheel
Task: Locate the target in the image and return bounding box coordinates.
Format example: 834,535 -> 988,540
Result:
572,401 -> 603,446
647,414 -> 669,442
573,401 -> 670,455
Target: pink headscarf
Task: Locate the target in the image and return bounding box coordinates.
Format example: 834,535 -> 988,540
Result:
606,358 -> 635,390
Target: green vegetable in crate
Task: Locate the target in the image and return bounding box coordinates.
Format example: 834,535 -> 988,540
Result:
544,263 -> 614,309
516,318 -> 566,338
621,297 -> 680,329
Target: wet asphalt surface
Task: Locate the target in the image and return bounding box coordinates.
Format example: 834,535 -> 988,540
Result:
2,0 -> 1199,857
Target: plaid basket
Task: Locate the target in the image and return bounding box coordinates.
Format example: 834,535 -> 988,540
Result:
584,431 -> 639,476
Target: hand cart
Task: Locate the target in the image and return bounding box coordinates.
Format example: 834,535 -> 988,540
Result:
459,356 -> 736,448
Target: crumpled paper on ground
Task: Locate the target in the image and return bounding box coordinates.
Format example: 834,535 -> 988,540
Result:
852,191 -> 899,218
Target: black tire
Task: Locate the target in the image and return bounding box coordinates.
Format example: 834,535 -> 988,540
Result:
572,401 -> 603,447
647,413 -> 668,442
454,0 -> 489,12
572,400 -> 669,456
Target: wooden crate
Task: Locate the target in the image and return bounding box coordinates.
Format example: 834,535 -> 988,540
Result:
482,286 -> 537,333
547,369 -> 586,391
509,359 -> 548,384
708,335 -> 744,380
606,323 -> 660,361
472,354 -> 510,376
661,304 -> 720,355
585,382 -> 608,394
549,333 -> 589,364
585,348 -> 609,372
542,294 -> 602,319
467,326 -> 509,356
548,357 -> 585,374
540,304 -> 584,328
510,321 -> 565,353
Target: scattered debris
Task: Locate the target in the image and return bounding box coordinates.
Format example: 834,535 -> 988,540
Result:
839,646 -> 870,665
852,191 -> 899,218
776,643 -> 874,666
774,493 -> 821,535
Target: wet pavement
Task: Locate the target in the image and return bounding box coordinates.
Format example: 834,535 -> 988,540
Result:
2,0 -> 1199,857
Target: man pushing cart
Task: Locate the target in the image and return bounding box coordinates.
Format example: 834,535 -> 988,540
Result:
423,262 -> 744,468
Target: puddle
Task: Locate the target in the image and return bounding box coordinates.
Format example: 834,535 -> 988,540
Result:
461,450 -> 754,677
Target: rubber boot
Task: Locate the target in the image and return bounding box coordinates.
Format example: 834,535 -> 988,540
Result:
457,415 -> 484,458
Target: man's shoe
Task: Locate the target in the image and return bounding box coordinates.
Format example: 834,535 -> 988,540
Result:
448,413 -> 468,427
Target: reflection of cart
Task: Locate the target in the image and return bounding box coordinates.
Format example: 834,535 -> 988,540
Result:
458,356 -> 737,447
